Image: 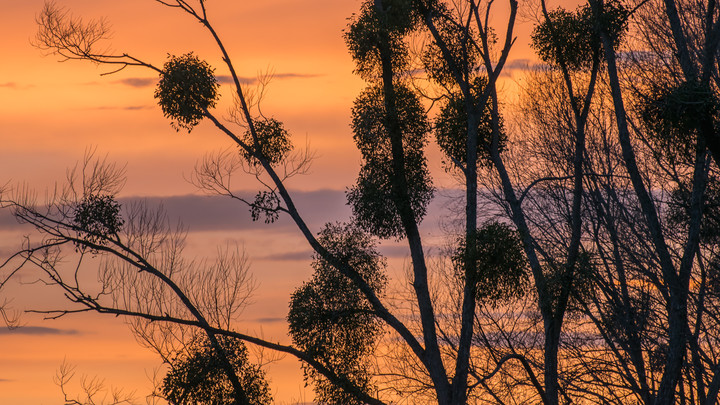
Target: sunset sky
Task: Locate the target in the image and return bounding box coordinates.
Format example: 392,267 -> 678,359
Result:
0,1 -> 554,403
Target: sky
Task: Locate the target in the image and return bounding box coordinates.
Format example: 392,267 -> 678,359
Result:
0,0 -> 555,403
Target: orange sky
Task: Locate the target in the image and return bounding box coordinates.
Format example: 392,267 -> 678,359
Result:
0,1 -> 562,403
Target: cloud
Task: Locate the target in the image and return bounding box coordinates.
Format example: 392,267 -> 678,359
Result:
247,317 -> 285,324
258,250 -> 313,261
0,189 -> 349,233
121,189 -> 352,233
113,77 -> 157,87
217,75 -> 255,85
0,326 -> 79,336
101,72 -> 320,88
378,244 -> 413,258
0,82 -> 33,90
502,58 -> 534,70
255,242 -> 437,262
0,187 -> 461,238
0,211 -> 24,230
274,73 -> 322,80
213,73 -> 322,86
0,378 -> 12,383
406,60 -> 551,78
85,105 -> 153,111
477,59 -> 550,77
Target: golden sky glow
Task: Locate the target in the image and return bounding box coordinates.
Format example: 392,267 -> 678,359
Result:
0,0 -> 572,403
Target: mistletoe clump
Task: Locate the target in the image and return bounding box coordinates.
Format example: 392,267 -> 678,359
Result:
642,80 -> 718,159
73,194 -> 124,245
162,336 -> 271,405
240,118 -> 293,165
288,223 -> 386,404
155,53 -> 219,132
347,84 -> 434,239
453,222 -> 528,305
344,0 -> 419,79
531,1 -> 627,70
434,76 -> 506,169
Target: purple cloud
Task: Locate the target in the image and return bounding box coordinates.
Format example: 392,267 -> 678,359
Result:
113,77 -> 157,87
104,73 -> 320,88
84,105 -> 153,111
247,317 -> 285,324
0,188 -> 458,249
0,326 -> 79,335
217,73 -> 322,85
123,189 -> 352,233
259,250 -> 313,261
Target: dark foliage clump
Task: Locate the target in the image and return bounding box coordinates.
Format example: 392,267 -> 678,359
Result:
435,76 -> 506,169
162,335 -> 271,405
73,194 -> 124,246
531,1 -> 627,70
249,191 -> 281,224
667,178 -> 720,245
288,223 -> 386,404
344,0 -> 419,79
641,80 -> 718,160
155,53 -> 219,132
421,4 -> 479,87
453,222 -> 528,305
347,84 -> 433,239
240,117 -> 293,165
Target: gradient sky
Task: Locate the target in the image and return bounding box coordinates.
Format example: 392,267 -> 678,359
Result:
0,1 -> 556,403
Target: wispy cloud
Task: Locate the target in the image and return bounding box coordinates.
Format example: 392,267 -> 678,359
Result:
476,59 -> 550,77
502,59 -> 534,70
0,211 -> 23,230
0,189 -> 348,233
120,189 -> 351,233
255,242 -> 436,262
91,72 -> 321,89
247,317 -> 285,324
0,378 -> 12,383
79,105 -> 154,111
274,73 -> 322,80
217,73 -> 322,85
0,188 -> 460,238
0,326 -> 80,336
0,82 -> 33,90
379,244 -> 414,258
217,75 -> 255,85
258,250 -> 313,261
113,77 -> 157,87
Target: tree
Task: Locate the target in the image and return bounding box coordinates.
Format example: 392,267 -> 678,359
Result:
54,360 -> 139,405
162,336 -> 271,405
288,223 -> 386,404
588,0 -> 719,403
4,0 -> 720,404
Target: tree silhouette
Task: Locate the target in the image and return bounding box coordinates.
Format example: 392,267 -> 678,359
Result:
2,0 -> 720,404
155,52 -> 220,132
288,222 -> 386,404
162,336 -> 271,405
